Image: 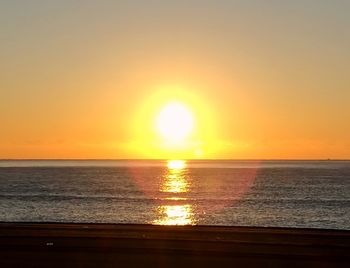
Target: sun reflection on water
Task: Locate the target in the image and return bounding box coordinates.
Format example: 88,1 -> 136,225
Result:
161,160 -> 189,193
153,205 -> 194,225
153,160 -> 196,225
167,160 -> 186,170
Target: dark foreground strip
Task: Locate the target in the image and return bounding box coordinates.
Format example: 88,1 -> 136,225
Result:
0,223 -> 349,267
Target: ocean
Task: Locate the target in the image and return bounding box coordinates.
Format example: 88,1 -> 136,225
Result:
0,160 -> 349,230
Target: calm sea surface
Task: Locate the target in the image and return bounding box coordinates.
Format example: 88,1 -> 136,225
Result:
0,160 -> 349,230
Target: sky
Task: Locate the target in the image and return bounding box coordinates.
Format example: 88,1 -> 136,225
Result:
0,0 -> 349,159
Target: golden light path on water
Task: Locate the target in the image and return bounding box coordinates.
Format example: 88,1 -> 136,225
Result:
153,160 -> 195,225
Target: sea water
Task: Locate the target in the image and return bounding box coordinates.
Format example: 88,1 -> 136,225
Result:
0,160 -> 349,229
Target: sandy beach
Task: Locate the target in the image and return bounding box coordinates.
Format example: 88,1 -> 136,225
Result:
0,223 -> 349,267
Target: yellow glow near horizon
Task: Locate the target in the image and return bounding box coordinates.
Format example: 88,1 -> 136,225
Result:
156,102 -> 194,144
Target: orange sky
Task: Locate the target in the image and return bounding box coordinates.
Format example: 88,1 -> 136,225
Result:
0,1 -> 349,159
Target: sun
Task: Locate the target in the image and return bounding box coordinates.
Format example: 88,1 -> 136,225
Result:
155,102 -> 194,144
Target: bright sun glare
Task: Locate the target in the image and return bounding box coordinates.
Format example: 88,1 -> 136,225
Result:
156,102 -> 194,143
167,160 -> 186,170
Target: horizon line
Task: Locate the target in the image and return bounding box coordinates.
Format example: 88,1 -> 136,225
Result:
0,158 -> 349,161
